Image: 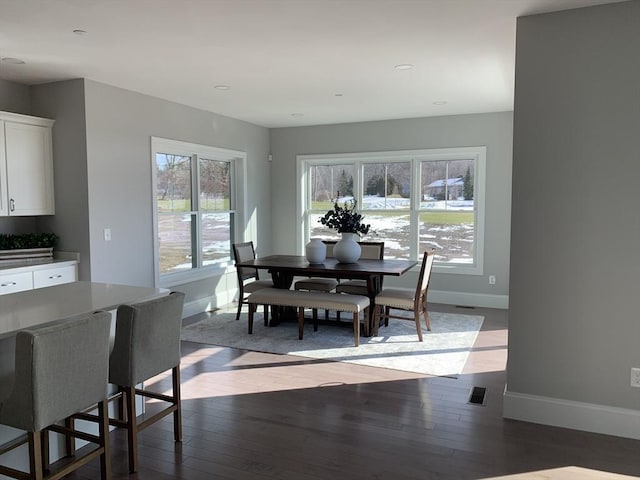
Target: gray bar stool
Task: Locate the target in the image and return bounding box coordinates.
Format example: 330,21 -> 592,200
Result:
0,311 -> 112,480
109,291 -> 185,473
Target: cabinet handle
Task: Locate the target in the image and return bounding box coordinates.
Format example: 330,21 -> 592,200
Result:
48,274 -> 63,279
1,282 -> 17,287
9,198 -> 15,212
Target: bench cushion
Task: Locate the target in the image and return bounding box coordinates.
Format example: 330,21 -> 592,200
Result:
247,288 -> 369,312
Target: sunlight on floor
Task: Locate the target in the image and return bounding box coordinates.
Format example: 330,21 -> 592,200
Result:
480,466 -> 638,479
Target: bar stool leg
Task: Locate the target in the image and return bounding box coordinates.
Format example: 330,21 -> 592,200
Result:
123,386 -> 138,473
172,366 -> 183,442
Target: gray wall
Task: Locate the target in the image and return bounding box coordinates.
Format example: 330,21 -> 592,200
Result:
25,79 -> 270,310
270,112 -> 513,299
31,80 -> 91,280
508,0 -> 640,416
0,79 -> 30,114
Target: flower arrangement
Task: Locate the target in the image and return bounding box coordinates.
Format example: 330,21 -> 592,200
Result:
319,196 -> 370,235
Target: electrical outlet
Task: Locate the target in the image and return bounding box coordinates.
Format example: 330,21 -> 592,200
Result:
489,275 -> 496,285
630,368 -> 640,387
104,228 -> 111,242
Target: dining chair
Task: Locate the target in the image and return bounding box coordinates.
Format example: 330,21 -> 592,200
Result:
0,311 -> 112,480
335,241 -> 385,295
372,249 -> 435,341
233,241 -> 273,322
294,241 -> 339,322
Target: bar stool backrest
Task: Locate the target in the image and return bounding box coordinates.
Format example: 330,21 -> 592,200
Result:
109,291 -> 185,387
0,311 -> 112,432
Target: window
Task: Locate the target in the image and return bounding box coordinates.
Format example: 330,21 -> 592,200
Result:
152,137 -> 244,285
298,147 -> 486,274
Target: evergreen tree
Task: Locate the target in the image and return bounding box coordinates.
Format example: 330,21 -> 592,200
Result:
463,167 -> 474,200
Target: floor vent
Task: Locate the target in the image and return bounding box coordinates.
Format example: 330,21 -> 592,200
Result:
455,305 -> 476,309
468,386 -> 487,405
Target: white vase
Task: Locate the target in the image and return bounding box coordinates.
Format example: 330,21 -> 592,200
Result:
333,233 -> 361,263
305,238 -> 327,263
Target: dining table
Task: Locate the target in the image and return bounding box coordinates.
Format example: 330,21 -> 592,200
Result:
238,254 -> 417,330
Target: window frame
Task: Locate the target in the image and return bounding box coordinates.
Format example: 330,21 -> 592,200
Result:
151,137 -> 246,287
296,147 -> 486,275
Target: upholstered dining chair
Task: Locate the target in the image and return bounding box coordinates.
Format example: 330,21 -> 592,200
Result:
294,241 -> 338,322
0,311 -> 113,480
233,241 -> 273,321
106,291 -> 185,473
335,241 -> 385,295
372,249 -> 435,341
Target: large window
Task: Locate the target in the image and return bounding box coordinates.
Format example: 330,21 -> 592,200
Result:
152,138 -> 244,285
299,147 -> 486,274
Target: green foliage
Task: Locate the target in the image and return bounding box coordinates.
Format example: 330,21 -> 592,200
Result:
0,232 -> 58,250
319,197 -> 370,235
366,173 -> 403,197
463,167 -> 474,200
336,170 -> 354,197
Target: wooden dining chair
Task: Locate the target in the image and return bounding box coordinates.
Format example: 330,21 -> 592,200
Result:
233,241 -> 273,321
294,241 -> 339,322
372,249 -> 435,341
335,241 -> 385,295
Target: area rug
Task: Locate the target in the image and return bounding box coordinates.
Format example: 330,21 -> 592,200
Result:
181,310 -> 484,377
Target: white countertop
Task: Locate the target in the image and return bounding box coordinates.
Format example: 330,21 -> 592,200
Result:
0,281 -> 169,338
0,251 -> 79,273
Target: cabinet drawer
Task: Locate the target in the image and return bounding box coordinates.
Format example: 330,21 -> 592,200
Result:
0,272 -> 34,294
33,265 -> 77,288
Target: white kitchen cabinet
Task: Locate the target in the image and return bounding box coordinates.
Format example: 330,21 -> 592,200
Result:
0,260 -> 77,295
0,111 -> 55,216
0,271 -> 33,294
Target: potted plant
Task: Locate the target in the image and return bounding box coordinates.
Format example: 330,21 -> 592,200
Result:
319,196 -> 370,263
0,233 -> 58,260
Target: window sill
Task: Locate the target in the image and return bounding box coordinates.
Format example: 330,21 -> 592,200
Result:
159,262 -> 233,288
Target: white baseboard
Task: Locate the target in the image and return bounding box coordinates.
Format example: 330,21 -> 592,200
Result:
503,388 -> 640,440
182,289 -> 237,318
183,288 -> 508,318
428,290 -> 509,309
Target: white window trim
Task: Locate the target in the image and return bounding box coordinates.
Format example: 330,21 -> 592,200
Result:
296,146 -> 486,275
151,137 -> 247,288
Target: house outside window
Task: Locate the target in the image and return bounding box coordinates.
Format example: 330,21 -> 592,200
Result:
152,137 -> 245,286
298,147 -> 486,274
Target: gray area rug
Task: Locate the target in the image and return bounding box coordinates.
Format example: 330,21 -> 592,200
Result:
181,310 -> 484,377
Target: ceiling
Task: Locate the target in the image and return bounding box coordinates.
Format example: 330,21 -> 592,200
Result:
0,0 -> 624,128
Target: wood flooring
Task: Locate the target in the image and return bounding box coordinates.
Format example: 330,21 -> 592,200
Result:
66,304 -> 640,479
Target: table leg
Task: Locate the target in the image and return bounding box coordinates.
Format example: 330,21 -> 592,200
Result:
269,270 -> 296,325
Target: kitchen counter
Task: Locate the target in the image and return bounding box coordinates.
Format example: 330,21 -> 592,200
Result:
0,251 -> 78,273
0,281 -> 169,339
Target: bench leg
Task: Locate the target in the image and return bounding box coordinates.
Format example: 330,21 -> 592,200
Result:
353,312 -> 360,347
298,307 -> 305,339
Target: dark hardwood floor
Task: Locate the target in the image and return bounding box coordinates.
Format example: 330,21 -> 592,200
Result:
69,303 -> 640,479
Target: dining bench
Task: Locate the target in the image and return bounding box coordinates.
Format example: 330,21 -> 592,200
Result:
246,288 -> 370,346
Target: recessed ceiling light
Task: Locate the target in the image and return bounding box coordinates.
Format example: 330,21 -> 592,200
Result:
73,29 -> 87,35
433,100 -> 448,105
214,85 -> 230,90
1,57 -> 25,65
394,64 -> 413,70
291,113 -> 304,117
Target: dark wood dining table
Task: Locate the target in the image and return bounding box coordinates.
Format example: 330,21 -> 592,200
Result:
238,254 -> 417,330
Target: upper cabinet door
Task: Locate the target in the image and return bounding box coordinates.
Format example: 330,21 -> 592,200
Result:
4,121 -> 55,216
